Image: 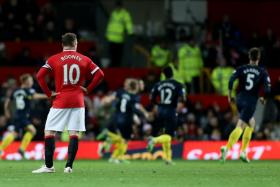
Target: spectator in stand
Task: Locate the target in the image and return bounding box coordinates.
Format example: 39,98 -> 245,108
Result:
21,0 -> 39,40
14,47 -> 35,66
248,32 -> 262,48
150,38 -> 171,68
178,35 -> 203,93
2,0 -> 23,40
62,18 -> 78,36
262,28 -> 276,67
42,21 -> 58,41
211,57 -> 235,96
37,2 -> 57,40
106,0 -> 133,67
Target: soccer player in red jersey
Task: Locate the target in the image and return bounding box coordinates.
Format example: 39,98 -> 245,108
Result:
32,33 -> 104,173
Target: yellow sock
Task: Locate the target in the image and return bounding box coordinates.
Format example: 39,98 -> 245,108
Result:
19,132 -> 34,151
226,127 -> 243,149
153,134 -> 171,144
241,127 -> 254,152
108,131 -> 122,143
153,134 -> 172,161
119,142 -> 128,160
0,133 -> 15,151
163,141 -> 172,161
111,142 -> 122,159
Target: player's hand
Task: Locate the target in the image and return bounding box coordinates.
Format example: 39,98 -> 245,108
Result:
50,92 -> 60,99
228,96 -> 235,104
259,97 -> 266,105
80,86 -> 88,94
4,111 -> 11,120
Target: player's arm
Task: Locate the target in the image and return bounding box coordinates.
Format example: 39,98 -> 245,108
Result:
134,103 -> 150,120
101,92 -> 117,105
4,98 -> 11,119
178,85 -> 187,103
82,65 -> 104,94
260,70 -> 272,104
29,88 -> 49,100
36,66 -> 58,98
228,69 -> 239,103
32,93 -> 48,100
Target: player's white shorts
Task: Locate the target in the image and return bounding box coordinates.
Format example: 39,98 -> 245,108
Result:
45,108 -> 85,132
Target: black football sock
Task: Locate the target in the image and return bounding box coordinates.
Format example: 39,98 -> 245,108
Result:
65,135 -> 79,168
44,135 -> 55,168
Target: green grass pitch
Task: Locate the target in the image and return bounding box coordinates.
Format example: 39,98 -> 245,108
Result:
0,160 -> 279,187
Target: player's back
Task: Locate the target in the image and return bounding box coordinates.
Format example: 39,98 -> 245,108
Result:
11,87 -> 34,119
233,64 -> 270,98
152,79 -> 184,110
46,50 -> 98,108
115,89 -> 137,118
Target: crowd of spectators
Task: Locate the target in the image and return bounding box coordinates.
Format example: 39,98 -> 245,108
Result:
0,0 -> 78,41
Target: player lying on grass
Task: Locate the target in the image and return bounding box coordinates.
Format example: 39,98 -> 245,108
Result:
147,66 -> 186,164
220,47 -> 271,163
97,78 -> 149,163
32,33 -> 104,173
0,74 -> 48,158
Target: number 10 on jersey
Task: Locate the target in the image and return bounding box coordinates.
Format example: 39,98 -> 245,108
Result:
63,64 -> 80,85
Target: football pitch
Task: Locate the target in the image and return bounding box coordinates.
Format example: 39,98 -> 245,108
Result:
0,160 -> 279,187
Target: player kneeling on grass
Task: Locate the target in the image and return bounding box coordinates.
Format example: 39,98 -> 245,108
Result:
32,33 -> 104,173
220,48 -> 271,163
147,66 -> 186,165
97,78 -> 149,163
0,74 -> 48,158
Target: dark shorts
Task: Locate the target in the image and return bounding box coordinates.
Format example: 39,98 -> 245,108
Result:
153,107 -> 177,137
11,118 -> 32,133
109,114 -> 132,140
236,95 -> 257,123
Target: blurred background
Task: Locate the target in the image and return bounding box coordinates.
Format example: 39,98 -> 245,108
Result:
0,0 -> 280,142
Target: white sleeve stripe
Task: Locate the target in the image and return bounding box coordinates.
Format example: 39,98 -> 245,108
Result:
91,67 -> 99,75
43,64 -> 52,69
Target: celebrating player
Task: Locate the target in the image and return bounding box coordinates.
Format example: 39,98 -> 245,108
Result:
0,74 -> 47,158
32,33 -> 104,173
98,78 -> 148,163
147,66 -> 186,164
220,47 -> 271,163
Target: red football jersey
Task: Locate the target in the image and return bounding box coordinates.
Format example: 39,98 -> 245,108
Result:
42,50 -> 99,108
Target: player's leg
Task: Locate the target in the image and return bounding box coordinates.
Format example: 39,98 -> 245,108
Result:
64,108 -> 86,173
240,118 -> 255,163
44,130 -> 56,168
0,131 -> 17,156
65,131 -> 79,172
162,137 -> 172,164
109,141 -> 122,163
32,130 -> 56,173
220,119 -> 245,162
118,140 -> 129,163
116,124 -> 131,163
18,124 -> 37,156
33,108 -> 67,173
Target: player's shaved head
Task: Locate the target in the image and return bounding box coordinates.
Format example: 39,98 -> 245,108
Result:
249,47 -> 261,62
62,33 -> 77,47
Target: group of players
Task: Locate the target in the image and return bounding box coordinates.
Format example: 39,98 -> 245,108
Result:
0,32 -> 271,173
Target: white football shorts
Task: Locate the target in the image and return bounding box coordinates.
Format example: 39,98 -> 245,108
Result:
45,108 -> 85,132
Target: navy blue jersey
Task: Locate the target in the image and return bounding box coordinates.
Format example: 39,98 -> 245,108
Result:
114,89 -> 140,119
10,88 -> 35,120
151,79 -> 185,109
228,64 -> 271,98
